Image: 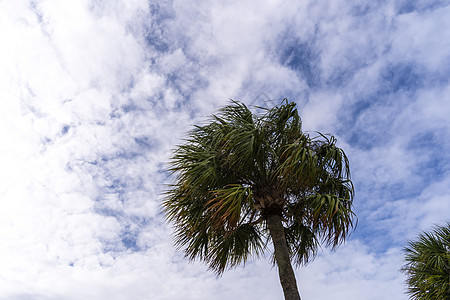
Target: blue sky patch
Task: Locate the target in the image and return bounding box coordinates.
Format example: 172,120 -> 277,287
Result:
61,125 -> 70,135
396,0 -> 448,14
121,231 -> 140,251
408,130 -> 449,178
280,39 -> 321,88
380,63 -> 423,93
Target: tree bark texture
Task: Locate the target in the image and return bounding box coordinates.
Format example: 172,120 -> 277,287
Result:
266,214 -> 301,300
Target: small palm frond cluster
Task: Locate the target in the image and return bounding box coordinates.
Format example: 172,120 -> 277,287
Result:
164,99 -> 356,274
401,222 -> 450,300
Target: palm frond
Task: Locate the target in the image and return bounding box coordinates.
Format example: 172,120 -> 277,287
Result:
285,221 -> 320,266
207,223 -> 265,274
305,192 -> 355,248
207,184 -> 254,230
276,138 -> 319,192
401,222 -> 450,300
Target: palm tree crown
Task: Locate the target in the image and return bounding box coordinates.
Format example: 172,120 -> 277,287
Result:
164,99 -> 356,299
401,222 -> 450,300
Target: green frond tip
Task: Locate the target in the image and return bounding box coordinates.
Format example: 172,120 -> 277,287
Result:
401,222 -> 450,300
285,222 -> 319,266
207,184 -> 254,230
163,98 -> 356,277
207,223 -> 265,275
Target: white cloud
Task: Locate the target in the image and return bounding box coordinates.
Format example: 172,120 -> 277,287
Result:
299,241 -> 405,300
0,0 -> 448,299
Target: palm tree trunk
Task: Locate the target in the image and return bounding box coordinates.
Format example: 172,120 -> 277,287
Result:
266,214 -> 301,300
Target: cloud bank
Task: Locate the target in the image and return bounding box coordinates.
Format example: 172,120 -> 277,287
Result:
0,0 -> 449,299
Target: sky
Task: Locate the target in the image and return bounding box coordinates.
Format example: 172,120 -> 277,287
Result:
0,0 -> 449,299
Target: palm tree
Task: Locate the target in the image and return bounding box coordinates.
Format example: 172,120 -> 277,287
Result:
163,99 -> 356,300
401,222 -> 450,300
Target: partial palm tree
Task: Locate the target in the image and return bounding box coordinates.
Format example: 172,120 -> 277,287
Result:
164,99 -> 356,300
401,222 -> 450,300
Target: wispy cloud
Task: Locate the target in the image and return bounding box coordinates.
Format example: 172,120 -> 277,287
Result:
0,0 -> 449,299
